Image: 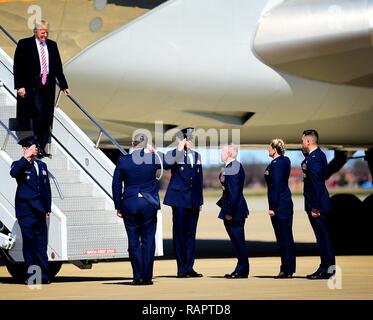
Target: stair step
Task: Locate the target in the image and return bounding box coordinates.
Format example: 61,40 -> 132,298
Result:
44,156 -> 69,170
53,196 -> 107,211
67,224 -> 125,240
51,183 -> 93,198
49,169 -> 81,183
64,210 -> 118,226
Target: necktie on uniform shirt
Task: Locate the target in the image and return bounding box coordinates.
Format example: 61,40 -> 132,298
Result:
184,151 -> 194,168
30,160 -> 39,176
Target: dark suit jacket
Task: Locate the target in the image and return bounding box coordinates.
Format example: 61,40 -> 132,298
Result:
112,149 -> 162,215
13,36 -> 68,91
264,155 -> 293,217
13,36 -> 68,126
217,160 -> 249,221
10,157 -> 52,218
163,148 -> 204,209
301,148 -> 332,213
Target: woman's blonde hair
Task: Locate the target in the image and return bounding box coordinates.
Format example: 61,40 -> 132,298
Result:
270,138 -> 286,155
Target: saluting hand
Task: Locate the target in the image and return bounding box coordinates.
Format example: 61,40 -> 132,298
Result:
24,144 -> 38,160
185,140 -> 193,150
147,144 -> 157,153
177,138 -> 187,151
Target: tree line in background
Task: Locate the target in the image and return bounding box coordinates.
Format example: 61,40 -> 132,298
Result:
158,160 -> 372,191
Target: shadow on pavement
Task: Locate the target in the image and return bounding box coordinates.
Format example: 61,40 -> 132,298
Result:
159,239 -> 373,260
159,239 -> 319,260
0,276 -> 131,284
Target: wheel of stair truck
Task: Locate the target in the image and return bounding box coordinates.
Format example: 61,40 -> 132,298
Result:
362,194 -> 373,251
329,194 -> 363,253
4,258 -> 63,283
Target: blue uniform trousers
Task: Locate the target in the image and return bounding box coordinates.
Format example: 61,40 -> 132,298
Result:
18,213 -> 49,282
270,215 -> 296,274
307,212 -> 335,272
172,206 -> 200,274
224,219 -> 249,276
123,198 -> 157,282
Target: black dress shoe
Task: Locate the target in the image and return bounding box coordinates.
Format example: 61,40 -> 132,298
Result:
306,270 -> 320,278
187,271 -> 203,278
42,280 -> 51,284
142,280 -> 154,285
224,272 -> 248,279
130,279 -> 142,285
177,272 -> 190,278
274,272 -> 293,279
307,272 -> 334,280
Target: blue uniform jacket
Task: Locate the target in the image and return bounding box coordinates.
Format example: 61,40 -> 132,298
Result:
163,148 -> 204,209
10,157 -> 52,218
112,149 -> 162,214
216,160 -> 249,220
264,155 -> 293,217
301,148 -> 332,213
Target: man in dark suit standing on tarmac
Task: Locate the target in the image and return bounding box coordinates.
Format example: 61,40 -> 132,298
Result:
301,129 -> 336,280
163,127 -> 204,278
112,133 -> 162,285
10,135 -> 52,285
13,19 -> 70,158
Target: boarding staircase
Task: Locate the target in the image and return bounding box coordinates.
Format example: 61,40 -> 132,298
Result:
0,26 -> 163,278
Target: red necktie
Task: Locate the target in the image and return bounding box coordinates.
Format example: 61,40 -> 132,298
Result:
40,42 -> 47,85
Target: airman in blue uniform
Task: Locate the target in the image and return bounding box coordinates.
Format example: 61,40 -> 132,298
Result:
301,129 -> 336,280
10,135 -> 51,284
264,139 -> 296,278
217,145 -> 249,279
112,133 -> 162,285
163,128 -> 204,278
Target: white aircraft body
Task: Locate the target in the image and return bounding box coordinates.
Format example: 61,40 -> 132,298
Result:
64,0 -> 373,151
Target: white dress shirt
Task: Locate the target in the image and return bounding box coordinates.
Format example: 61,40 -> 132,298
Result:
185,151 -> 194,168
32,160 -> 39,176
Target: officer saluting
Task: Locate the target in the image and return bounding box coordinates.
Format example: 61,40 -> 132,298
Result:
112,133 -> 161,285
10,136 -> 52,284
163,127 -> 204,278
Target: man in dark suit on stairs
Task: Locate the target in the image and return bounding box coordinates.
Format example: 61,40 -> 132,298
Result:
13,19 -> 70,158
